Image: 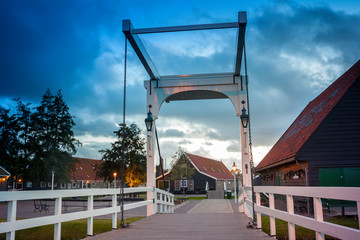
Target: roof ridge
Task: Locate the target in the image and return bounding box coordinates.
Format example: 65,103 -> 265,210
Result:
256,59 -> 360,170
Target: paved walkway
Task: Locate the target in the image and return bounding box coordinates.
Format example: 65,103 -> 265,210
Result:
82,199 -> 272,240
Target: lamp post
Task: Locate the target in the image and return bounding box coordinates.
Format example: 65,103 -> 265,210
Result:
113,172 -> 117,188
51,167 -> 55,191
145,105 -> 155,216
232,162 -> 238,203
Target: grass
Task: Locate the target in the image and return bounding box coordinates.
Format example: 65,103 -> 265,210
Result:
260,215 -> 358,240
0,217 -> 145,240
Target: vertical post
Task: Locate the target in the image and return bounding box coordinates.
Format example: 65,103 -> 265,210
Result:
256,192 -> 262,229
314,197 -> 325,240
287,195 -> 295,240
87,195 -> 94,236
6,200 -> 17,240
238,187 -> 245,213
171,195 -> 174,213
51,168 -> 55,191
146,126 -> 156,216
112,193 -> 117,229
153,187 -> 158,214
54,197 -> 62,240
159,193 -> 163,214
234,173 -> 237,203
240,121 -> 251,187
357,201 -> 360,230
269,193 -> 276,237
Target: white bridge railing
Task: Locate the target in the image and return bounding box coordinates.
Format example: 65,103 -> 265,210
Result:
0,187 -> 174,240
239,186 -> 360,240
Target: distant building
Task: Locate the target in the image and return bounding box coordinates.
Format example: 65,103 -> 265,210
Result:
26,157 -> 108,190
255,60 -> 360,188
67,157 -> 107,189
156,152 -> 234,194
0,166 -> 11,191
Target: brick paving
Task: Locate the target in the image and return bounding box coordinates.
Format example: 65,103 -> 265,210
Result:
82,199 -> 272,240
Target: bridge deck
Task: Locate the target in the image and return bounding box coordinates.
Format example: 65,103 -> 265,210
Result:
83,199 -> 272,240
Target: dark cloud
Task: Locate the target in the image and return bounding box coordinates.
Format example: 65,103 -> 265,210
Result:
1,0 -> 359,164
162,129 -> 185,138
227,143 -> 240,153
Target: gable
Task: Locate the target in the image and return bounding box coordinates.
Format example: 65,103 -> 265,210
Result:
297,76 -> 360,166
256,60 -> 360,171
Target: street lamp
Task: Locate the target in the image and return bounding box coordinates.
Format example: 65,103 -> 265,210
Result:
145,106 -> 154,132
240,107 -> 249,128
51,167 -> 55,191
113,172 -> 117,188
231,162 -> 238,203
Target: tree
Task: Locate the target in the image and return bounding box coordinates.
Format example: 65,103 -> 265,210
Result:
0,90 -> 80,187
30,89 -> 81,183
169,147 -> 195,198
0,106 -> 19,183
98,123 -> 146,187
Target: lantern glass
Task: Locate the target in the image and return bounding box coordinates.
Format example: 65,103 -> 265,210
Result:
145,111 -> 154,131
240,108 -> 249,128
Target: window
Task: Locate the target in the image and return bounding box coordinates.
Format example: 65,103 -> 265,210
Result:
72,182 -> 77,188
61,183 -> 66,188
92,182 -> 96,187
26,182 -> 32,188
40,182 -> 46,188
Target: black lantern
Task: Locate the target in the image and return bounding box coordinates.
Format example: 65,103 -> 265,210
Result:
240,107 -> 249,128
145,110 -> 154,132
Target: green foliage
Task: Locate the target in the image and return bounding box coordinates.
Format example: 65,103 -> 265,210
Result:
98,123 -> 146,187
169,148 -> 195,181
0,89 -> 81,186
0,217 -> 145,240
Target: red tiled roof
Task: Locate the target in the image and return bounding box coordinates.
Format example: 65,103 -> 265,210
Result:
70,157 -> 103,181
256,60 -> 360,171
185,153 -> 234,180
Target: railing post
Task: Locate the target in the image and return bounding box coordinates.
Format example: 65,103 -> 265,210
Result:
256,192 -> 262,229
269,193 -> 276,237
112,193 -> 117,229
159,193 -> 163,214
167,195 -> 170,213
6,200 -> 17,240
54,197 -> 62,240
171,195 -> 174,213
314,197 -> 325,240
238,187 -> 244,213
87,195 -> 94,236
357,201 -> 360,230
153,187 -> 158,214
286,195 -> 295,240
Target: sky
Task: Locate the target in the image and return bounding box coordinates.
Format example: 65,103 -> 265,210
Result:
1,0 -> 360,171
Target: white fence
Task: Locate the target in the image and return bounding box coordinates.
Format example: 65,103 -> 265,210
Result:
0,187 -> 174,240
239,186 -> 360,240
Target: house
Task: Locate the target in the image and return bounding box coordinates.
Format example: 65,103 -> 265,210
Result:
156,152 -> 235,194
255,59 -> 360,188
26,157 -> 108,190
67,157 -> 107,189
0,166 -> 11,191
